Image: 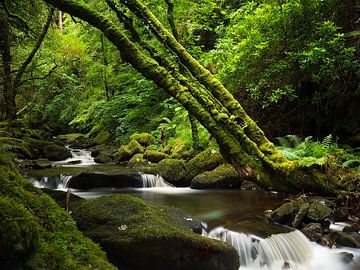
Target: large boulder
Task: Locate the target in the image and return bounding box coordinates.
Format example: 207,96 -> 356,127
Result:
128,153 -> 149,168
301,223 -> 323,242
331,232 -> 360,248
170,139 -> 188,159
68,172 -> 142,190
153,159 -> 189,186
144,149 -> 167,163
115,140 -> 144,163
191,164 -> 241,189
25,138 -> 72,161
73,195 -> 239,270
270,199 -> 305,225
306,200 -> 333,222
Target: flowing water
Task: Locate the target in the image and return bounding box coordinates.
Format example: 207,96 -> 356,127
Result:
24,149 -> 360,270
52,148 -> 96,167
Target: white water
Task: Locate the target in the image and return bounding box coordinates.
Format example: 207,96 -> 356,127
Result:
206,227 -> 355,270
52,148 -> 96,167
139,173 -> 175,188
31,174 -> 72,190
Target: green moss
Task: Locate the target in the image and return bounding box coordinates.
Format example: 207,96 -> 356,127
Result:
92,131 -> 112,145
191,163 -> 241,189
73,194 -> 239,270
170,138 -> 187,159
0,197 -> 41,261
187,148 -> 224,180
153,158 -> 188,185
55,133 -> 91,148
24,137 -> 72,161
130,132 -> 154,147
0,165 -> 116,269
144,150 -> 167,163
128,153 -> 149,168
115,140 -> 144,163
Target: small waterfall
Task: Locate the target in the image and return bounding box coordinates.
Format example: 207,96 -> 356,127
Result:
52,148 -> 96,167
31,174 -> 72,190
139,173 -> 174,188
206,227 -> 351,270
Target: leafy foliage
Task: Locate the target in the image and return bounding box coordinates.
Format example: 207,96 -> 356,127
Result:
276,135 -> 338,167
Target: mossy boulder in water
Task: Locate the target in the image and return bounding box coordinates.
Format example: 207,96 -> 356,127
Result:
270,199 -> 305,225
191,163 -> 241,189
306,200 -> 333,222
130,132 -> 155,147
153,158 -> 189,186
68,172 -> 142,190
128,153 -> 149,168
73,195 -> 239,270
0,166 -> 115,269
115,139 -> 144,163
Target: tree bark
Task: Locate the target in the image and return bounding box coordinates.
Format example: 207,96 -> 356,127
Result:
0,8 -> 16,120
42,0 -> 342,195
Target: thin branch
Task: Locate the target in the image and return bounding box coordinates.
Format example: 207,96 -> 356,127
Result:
1,0 -> 34,36
13,7 -> 55,89
17,64 -> 57,86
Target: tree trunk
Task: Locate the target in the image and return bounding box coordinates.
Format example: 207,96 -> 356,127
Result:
0,9 -> 16,120
42,0 -> 342,195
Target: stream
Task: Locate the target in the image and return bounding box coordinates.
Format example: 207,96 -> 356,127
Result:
24,148 -> 360,270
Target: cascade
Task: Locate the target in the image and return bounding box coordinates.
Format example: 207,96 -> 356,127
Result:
31,174 -> 72,190
52,148 -> 96,167
206,227 -> 352,270
139,173 -> 174,188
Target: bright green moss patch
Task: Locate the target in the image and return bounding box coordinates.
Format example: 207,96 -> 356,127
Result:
130,132 -> 155,147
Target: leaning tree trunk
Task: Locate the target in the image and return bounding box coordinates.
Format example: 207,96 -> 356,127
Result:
43,0 -> 340,195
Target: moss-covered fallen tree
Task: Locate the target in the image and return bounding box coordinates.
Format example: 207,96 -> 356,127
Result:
41,0 -> 357,195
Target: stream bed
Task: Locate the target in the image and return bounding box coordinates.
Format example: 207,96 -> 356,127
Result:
23,148 -> 360,270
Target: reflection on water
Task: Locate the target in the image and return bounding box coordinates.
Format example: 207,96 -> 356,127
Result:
73,187 -> 288,237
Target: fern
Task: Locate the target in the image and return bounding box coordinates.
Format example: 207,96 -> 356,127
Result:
276,134 -> 337,168
0,137 -> 29,167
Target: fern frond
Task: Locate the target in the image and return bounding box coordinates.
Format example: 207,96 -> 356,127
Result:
342,159 -> 360,169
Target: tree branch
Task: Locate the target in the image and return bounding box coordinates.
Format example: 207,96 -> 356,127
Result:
13,7 -> 55,89
17,64 -> 57,87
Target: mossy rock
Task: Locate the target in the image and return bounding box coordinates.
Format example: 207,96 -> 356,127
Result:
187,148 -> 225,180
0,165 -> 116,269
270,199 -> 305,225
128,153 -> 149,168
91,130 -> 112,145
153,159 -> 189,186
25,138 -> 71,161
130,132 -> 155,147
73,195 -> 239,270
55,133 -> 92,148
144,150 -> 167,163
306,200 -> 333,222
115,140 -> 144,163
331,231 -> 360,248
191,163 -> 241,189
68,172 -> 142,190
